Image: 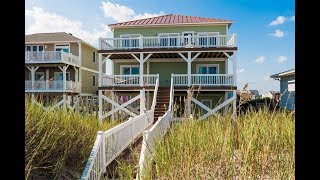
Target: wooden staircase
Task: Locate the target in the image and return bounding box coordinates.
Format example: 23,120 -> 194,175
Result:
154,87 -> 170,122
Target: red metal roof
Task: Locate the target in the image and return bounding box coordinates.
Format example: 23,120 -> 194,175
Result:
109,14 -> 232,28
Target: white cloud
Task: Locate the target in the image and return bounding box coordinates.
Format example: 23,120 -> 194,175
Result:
270,29 -> 284,38
290,16 -> 295,21
238,68 -> 245,73
269,16 -> 286,26
101,1 -> 165,22
277,56 -> 288,63
255,56 -> 266,64
25,7 -> 111,46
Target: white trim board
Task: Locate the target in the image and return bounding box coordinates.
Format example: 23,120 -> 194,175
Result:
81,67 -> 99,74
112,58 -> 227,63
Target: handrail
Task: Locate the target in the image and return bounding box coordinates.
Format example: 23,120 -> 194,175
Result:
151,74 -> 159,110
25,51 -> 80,65
81,111 -> 154,180
100,34 -> 236,50
137,110 -> 171,179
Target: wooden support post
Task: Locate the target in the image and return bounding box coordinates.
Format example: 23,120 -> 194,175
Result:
99,91 -> 103,122
187,89 -> 191,116
140,89 -> 146,115
187,52 -> 191,87
63,93 -> 67,111
63,66 -> 67,91
139,53 -> 144,87
232,90 -> 237,122
111,91 -> 115,121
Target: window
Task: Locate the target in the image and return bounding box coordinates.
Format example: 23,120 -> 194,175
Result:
55,44 -> 70,53
196,64 -> 219,84
120,65 -> 139,75
197,64 -> 219,74
54,72 -> 71,81
35,72 -> 44,81
158,33 -> 180,47
26,45 -> 44,52
120,34 -> 141,48
93,74 -> 96,86
92,51 -> 96,62
197,32 -> 219,46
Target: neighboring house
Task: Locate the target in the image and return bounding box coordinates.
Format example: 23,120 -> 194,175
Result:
25,32 -> 99,108
98,14 -> 238,121
249,90 -> 259,99
270,69 -> 295,110
262,91 -> 280,99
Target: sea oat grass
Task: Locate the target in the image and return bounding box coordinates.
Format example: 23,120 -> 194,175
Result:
25,96 -> 119,179
134,107 -> 294,179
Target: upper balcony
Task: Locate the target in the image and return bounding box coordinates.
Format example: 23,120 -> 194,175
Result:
25,51 -> 80,66
99,33 -> 236,50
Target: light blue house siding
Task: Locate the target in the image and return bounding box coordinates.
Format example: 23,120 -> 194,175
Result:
280,75 -> 295,110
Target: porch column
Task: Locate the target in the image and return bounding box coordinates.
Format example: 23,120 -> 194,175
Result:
63,66 -> 67,91
31,67 -> 35,90
111,60 -> 114,75
140,89 -> 146,115
46,69 -> 49,90
147,61 -> 150,75
233,52 -> 237,86
111,91 -> 115,121
187,89 -> 192,116
139,53 -> 144,86
232,90 -> 237,121
98,90 -> 103,122
187,52 -> 192,87
78,43 -> 82,92
98,53 -> 102,87
63,93 -> 67,111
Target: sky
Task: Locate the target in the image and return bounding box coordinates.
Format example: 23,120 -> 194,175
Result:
25,0 -> 295,94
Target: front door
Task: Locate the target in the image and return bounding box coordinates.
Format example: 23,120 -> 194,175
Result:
182,32 -> 195,46
198,65 -> 218,84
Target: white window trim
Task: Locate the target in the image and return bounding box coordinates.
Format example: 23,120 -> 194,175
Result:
26,45 -> 44,52
120,34 -> 142,38
157,33 -> 180,46
196,64 -> 219,74
54,43 -> 70,52
35,72 -> 44,81
120,65 -> 139,75
54,72 -> 71,81
182,31 -> 195,36
197,32 -> 220,36
157,33 -> 180,37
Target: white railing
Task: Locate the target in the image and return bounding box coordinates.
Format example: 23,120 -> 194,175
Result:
137,76 -> 174,179
100,33 -> 236,50
137,110 -> 171,179
81,110 -> 154,180
25,51 -> 80,65
172,74 -> 234,86
25,80 -> 80,92
151,78 -> 159,110
101,74 -> 159,87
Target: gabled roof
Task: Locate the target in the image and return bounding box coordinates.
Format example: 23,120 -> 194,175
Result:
25,32 -> 82,43
25,32 -> 98,49
108,14 -> 233,29
270,69 -> 295,79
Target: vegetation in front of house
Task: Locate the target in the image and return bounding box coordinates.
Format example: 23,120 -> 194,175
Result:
115,107 -> 294,179
25,97 -> 120,179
